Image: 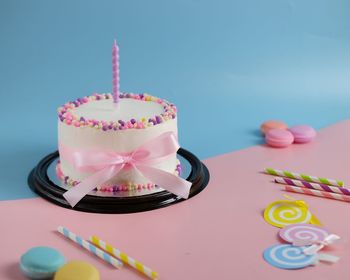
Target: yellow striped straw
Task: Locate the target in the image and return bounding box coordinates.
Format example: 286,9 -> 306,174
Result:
90,235 -> 158,279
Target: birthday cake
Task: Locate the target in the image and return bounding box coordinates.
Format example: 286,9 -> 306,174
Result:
56,41 -> 191,207
57,92 -> 179,191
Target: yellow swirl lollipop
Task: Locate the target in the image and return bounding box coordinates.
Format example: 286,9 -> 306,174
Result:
264,200 -> 312,228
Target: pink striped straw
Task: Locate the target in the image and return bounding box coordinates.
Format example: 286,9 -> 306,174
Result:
275,177 -> 350,196
283,185 -> 350,203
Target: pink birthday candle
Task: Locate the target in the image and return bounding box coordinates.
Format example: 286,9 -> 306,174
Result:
112,39 -> 120,103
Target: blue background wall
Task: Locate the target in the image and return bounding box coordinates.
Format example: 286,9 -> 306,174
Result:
1,0 -> 350,199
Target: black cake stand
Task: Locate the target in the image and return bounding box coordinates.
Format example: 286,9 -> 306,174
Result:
28,148 -> 210,214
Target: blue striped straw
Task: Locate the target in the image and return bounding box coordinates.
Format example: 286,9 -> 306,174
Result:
57,226 -> 123,269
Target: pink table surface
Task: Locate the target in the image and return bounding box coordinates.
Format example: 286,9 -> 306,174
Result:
2,120 -> 350,280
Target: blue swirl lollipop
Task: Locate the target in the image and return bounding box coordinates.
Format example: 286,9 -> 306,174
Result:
263,244 -> 316,269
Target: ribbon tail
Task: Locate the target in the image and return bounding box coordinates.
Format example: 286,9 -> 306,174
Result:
303,244 -> 323,255
63,165 -> 123,207
137,165 -> 192,199
317,253 -> 340,264
303,234 -> 341,255
325,234 -> 341,243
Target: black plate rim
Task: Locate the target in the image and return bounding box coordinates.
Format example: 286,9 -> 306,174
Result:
28,148 -> 210,214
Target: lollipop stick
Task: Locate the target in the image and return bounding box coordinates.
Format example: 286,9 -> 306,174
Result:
265,168 -> 344,187
90,236 -> 158,279
275,177 -> 350,195
283,185 -> 350,203
57,226 -> 123,269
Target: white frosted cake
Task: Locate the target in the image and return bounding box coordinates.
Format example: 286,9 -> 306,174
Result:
57,92 -> 181,193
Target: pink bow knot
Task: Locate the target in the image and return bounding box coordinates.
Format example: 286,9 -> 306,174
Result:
60,132 -> 192,207
123,156 -> 133,165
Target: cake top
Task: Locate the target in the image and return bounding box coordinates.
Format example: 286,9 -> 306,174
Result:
58,93 -> 177,131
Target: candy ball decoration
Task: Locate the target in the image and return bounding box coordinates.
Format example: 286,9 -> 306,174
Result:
54,261 -> 100,280
265,129 -> 294,148
263,244 -> 316,269
20,246 -> 65,279
264,200 -> 312,228
288,125 -> 316,144
260,120 -> 288,135
279,224 -> 330,246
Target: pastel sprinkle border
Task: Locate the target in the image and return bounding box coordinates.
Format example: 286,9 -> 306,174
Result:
57,93 -> 177,131
56,161 -> 182,193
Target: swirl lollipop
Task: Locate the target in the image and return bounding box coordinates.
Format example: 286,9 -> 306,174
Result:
263,244 -> 316,269
279,224 -> 330,246
264,200 -> 312,228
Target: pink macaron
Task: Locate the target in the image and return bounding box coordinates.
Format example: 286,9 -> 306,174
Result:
288,125 -> 316,143
260,120 -> 288,135
265,128 -> 294,148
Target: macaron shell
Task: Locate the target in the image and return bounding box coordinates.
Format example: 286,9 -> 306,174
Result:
288,125 -> 316,143
265,129 -> 294,148
20,263 -> 54,280
54,261 -> 100,280
20,246 -> 65,279
260,120 -> 288,135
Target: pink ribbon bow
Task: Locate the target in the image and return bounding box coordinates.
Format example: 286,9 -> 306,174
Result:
60,132 -> 192,207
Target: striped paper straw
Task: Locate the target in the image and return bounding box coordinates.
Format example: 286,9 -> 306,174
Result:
90,235 -> 158,279
57,226 -> 123,269
283,185 -> 350,203
275,177 -> 350,195
265,168 -> 344,187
